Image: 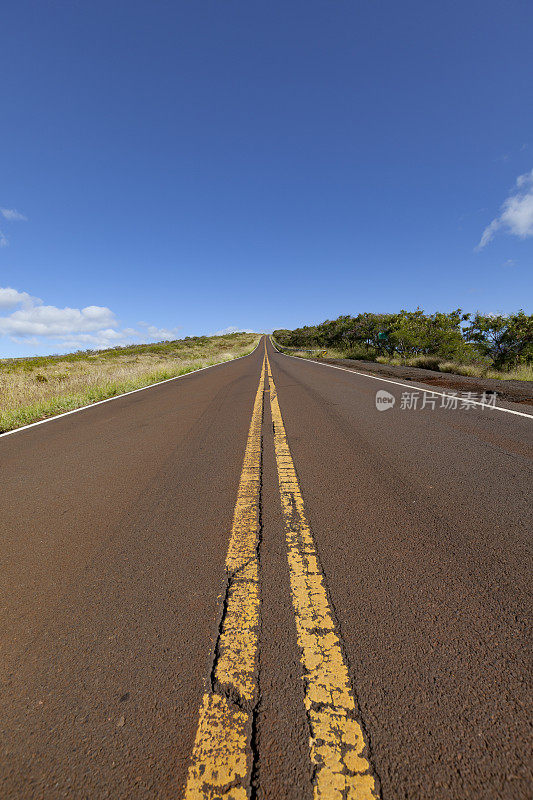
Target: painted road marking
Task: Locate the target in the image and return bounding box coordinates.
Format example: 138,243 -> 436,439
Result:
183,357 -> 265,800
184,345 -> 378,797
266,352 -> 379,800
270,337 -> 533,421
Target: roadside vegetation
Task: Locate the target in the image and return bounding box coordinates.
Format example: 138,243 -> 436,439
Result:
0,332 -> 259,433
273,309 -> 533,381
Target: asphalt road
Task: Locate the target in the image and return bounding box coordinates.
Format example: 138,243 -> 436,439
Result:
1,335 -> 531,799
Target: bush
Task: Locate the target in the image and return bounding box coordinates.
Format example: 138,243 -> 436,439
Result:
343,344 -> 380,361
274,308 -> 532,371
464,311 -> 533,368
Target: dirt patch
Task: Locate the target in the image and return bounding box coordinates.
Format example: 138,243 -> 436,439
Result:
311,358 -> 533,406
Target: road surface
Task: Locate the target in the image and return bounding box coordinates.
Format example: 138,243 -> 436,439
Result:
1,336 -> 531,799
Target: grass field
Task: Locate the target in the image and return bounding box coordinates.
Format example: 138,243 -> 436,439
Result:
0,332 -> 259,433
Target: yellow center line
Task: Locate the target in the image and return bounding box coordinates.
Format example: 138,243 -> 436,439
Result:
184,341 -> 378,799
183,356 -> 266,800
266,352 -> 379,800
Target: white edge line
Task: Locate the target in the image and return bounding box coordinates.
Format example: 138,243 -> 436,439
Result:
269,337 -> 533,421
0,339 -> 263,439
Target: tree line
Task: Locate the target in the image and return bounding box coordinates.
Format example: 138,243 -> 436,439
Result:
274,309 -> 533,369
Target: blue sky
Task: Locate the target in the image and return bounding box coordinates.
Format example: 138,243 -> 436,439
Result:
1,0 -> 532,357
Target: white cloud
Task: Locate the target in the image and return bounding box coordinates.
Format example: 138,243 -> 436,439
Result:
54,329 -> 131,350
0,286 -> 180,353
1,207 -> 27,222
213,325 -> 255,335
477,168 -> 533,249
0,303 -> 117,338
0,287 -> 39,309
0,230 -> 8,247
138,321 -> 180,340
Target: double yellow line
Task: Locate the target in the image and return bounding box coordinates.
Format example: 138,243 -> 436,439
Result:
184,343 -> 378,800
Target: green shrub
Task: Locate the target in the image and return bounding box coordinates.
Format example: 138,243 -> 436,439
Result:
274,308 -> 532,372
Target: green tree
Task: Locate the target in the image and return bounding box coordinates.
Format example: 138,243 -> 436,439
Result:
389,308 -> 470,359
464,311 -> 533,368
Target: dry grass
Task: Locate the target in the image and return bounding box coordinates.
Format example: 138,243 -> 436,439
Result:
375,355 -> 533,382
273,342 -> 532,382
0,332 -> 260,433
